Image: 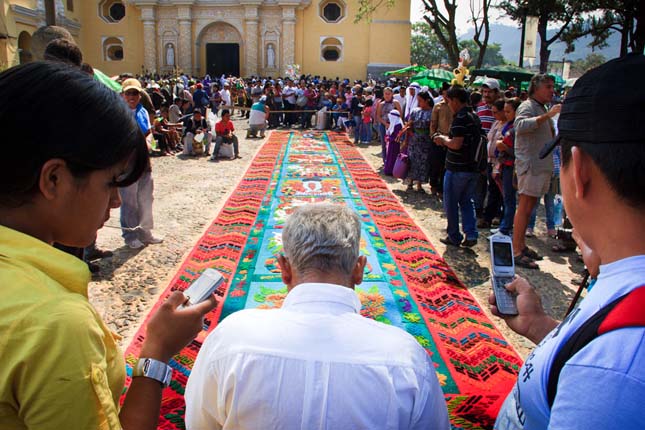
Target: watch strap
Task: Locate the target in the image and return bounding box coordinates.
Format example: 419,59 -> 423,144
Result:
133,358 -> 173,388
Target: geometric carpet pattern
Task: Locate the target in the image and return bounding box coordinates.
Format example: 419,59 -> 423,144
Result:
121,131 -> 523,429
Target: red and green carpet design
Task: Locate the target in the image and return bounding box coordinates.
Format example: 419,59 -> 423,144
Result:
122,131 -> 523,429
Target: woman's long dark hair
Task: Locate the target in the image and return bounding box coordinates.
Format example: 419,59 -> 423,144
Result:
0,61 -> 149,208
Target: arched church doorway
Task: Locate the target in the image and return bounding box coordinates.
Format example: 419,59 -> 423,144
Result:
198,22 -> 242,77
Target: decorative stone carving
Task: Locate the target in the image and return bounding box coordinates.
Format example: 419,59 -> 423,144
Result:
178,20 -> 193,74
143,20 -> 157,72
245,19 -> 259,76
281,7 -> 296,67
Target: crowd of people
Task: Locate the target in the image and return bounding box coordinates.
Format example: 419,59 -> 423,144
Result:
0,24 -> 644,430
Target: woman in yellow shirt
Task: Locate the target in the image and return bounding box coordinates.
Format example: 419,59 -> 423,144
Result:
0,61 -> 217,430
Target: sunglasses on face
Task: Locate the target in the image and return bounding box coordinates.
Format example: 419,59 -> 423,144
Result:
124,90 -> 140,96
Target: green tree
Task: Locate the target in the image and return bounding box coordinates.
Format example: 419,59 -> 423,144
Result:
459,40 -> 506,67
419,0 -> 461,66
410,22 -> 449,66
570,52 -> 606,76
470,0 -> 493,68
561,0 -> 645,56
499,0 -> 585,72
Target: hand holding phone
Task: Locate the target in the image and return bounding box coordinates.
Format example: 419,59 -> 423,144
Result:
489,233 -> 518,315
181,268 -> 224,307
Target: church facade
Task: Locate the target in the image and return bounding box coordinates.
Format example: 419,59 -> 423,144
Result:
1,0 -> 411,80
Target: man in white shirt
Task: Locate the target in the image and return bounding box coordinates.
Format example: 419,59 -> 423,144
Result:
185,203 -> 450,430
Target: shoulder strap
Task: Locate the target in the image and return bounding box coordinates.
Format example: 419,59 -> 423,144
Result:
547,285 -> 645,408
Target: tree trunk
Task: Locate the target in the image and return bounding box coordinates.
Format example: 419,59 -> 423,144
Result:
538,15 -> 550,73
634,2 -> 645,53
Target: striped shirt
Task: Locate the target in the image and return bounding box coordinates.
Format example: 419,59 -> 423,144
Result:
476,102 -> 494,134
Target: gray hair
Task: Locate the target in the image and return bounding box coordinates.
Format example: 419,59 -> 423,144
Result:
528,74 -> 555,97
282,203 -> 361,276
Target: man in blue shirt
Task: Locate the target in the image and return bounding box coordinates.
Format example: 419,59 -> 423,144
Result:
120,78 -> 163,249
492,54 -> 645,430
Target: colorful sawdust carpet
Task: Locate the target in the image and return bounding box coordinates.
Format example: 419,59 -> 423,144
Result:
122,131 -> 523,429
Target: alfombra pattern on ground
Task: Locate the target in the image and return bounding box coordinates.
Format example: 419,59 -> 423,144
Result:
122,131 -> 523,429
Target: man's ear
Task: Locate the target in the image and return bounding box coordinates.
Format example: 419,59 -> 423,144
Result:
277,255 -> 293,288
38,159 -> 68,201
571,147 -> 591,201
351,255 -> 367,286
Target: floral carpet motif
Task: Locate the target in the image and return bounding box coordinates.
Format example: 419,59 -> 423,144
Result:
122,131 -> 523,429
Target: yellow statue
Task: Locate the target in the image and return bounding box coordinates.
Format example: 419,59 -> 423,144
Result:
451,49 -> 471,87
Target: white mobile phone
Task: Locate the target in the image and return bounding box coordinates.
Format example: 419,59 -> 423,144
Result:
489,234 -> 518,315
181,268 -> 224,307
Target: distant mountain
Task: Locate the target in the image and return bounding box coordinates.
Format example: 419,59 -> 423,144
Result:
460,24 -> 622,64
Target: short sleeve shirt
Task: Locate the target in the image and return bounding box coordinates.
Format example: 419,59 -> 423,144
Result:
446,106 -> 478,172
134,103 -> 151,134
215,120 -> 235,135
0,226 -> 125,430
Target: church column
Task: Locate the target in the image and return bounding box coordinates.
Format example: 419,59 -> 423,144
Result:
141,6 -> 157,72
281,6 -> 296,67
177,5 -> 193,75
243,4 -> 260,76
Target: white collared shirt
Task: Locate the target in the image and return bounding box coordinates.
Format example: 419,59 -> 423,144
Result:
185,283 -> 449,430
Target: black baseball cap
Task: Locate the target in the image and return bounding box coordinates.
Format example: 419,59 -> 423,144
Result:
540,53 -> 645,159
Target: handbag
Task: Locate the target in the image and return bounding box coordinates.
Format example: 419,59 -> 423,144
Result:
393,153 -> 409,179
296,94 -> 308,107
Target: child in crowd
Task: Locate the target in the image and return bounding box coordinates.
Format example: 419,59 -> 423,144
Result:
360,99 -> 373,144
383,110 -> 403,175
332,96 -> 347,130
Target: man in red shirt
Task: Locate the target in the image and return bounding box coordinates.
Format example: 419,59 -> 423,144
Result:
211,109 -> 240,162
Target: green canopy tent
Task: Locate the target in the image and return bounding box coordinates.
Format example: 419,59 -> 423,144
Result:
93,68 -> 122,92
409,68 -> 454,89
471,65 -> 535,89
384,65 -> 429,77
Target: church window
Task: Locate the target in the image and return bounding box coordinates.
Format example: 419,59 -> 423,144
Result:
103,37 -> 124,61
320,1 -> 345,23
321,37 -> 343,62
67,0 -> 73,12
99,0 -> 125,23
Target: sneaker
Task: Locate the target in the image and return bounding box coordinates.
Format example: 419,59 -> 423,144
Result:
547,228 -> 557,238
84,247 -> 113,260
126,239 -> 145,249
526,227 -> 535,237
142,236 -> 164,245
87,261 -> 100,273
489,228 -> 500,235
461,238 -> 478,247
229,155 -> 236,160
440,236 -> 461,247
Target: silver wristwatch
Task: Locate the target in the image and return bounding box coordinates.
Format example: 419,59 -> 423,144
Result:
132,358 -> 173,387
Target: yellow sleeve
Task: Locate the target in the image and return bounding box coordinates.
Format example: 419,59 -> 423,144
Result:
14,299 -> 121,430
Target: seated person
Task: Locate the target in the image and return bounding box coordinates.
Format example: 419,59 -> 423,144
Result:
183,109 -> 212,156
185,203 -> 450,430
247,95 -> 270,138
211,109 -> 240,161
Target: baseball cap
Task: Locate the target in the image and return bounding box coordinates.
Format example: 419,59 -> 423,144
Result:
482,77 -> 500,90
122,78 -> 143,93
540,53 -> 645,159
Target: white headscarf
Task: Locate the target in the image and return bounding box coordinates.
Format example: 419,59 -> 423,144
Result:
387,110 -> 403,136
404,82 -> 421,120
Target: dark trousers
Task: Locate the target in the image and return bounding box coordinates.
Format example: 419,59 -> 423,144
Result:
283,100 -> 294,126
483,163 -> 504,223
428,144 -> 447,194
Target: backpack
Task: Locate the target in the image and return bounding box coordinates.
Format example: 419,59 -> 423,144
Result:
546,285 -> 645,408
467,111 -> 488,173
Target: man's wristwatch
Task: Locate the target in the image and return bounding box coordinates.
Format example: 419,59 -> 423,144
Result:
132,358 -> 173,387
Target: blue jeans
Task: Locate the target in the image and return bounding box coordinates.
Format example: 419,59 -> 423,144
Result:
443,170 -> 479,243
360,121 -> 372,142
528,176 -> 556,230
378,123 -> 387,160
119,170 -> 154,243
499,165 -> 516,235
353,115 -> 361,143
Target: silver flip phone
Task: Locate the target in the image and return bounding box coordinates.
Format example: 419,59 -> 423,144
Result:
489,234 -> 518,315
181,268 -> 224,307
